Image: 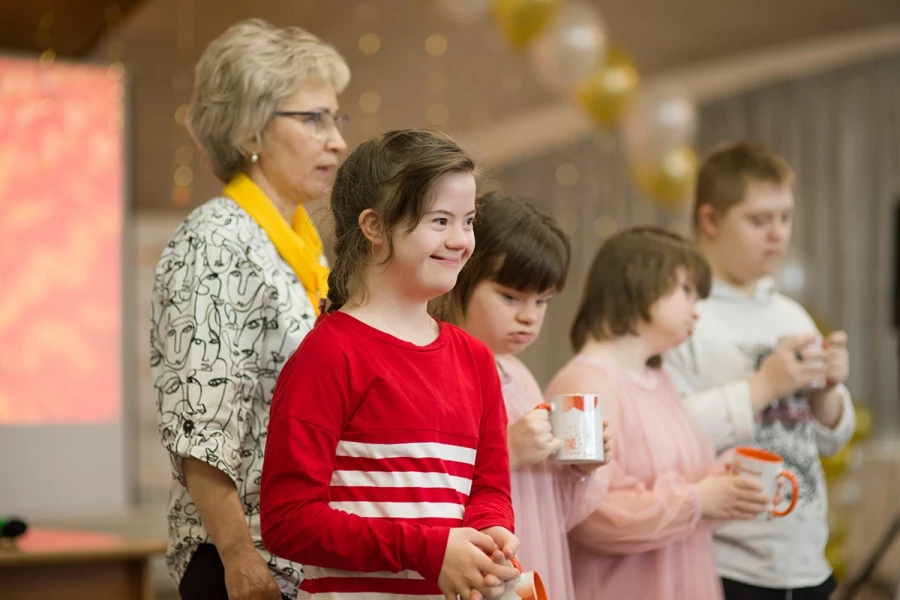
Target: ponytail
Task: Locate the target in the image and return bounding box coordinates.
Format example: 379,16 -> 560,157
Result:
325,269 -> 346,313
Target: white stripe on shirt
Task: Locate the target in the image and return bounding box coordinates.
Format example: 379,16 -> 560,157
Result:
335,441 -> 476,465
299,594 -> 444,600
303,566 -> 424,580
328,500 -> 465,520
331,470 -> 473,496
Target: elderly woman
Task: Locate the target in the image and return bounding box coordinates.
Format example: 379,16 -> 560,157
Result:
149,19 -> 349,600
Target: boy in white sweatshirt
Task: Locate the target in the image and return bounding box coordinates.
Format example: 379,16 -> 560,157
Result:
665,141 -> 855,600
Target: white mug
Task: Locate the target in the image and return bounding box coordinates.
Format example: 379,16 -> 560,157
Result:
732,446 -> 799,519
498,558 -> 547,600
542,394 -> 604,464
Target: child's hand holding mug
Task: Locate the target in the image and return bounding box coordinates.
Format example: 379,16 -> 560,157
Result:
437,528 -> 519,600
508,407 -> 561,470
820,331 -> 850,388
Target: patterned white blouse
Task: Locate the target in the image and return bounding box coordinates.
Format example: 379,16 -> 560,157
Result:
150,197 -> 320,598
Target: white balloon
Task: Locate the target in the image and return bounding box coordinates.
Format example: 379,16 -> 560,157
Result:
622,90 -> 698,165
530,0 -> 608,93
774,252 -> 812,300
435,0 -> 490,23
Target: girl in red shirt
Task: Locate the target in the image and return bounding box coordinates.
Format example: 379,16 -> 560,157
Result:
260,129 -> 519,600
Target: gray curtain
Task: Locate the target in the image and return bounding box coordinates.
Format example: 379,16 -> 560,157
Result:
496,52 -> 900,435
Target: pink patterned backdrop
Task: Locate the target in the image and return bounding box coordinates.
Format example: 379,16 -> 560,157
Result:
0,56 -> 125,424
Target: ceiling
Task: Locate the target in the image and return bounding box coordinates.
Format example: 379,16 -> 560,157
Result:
2,0 -> 899,210
4,0 -> 900,66
0,1 -> 146,57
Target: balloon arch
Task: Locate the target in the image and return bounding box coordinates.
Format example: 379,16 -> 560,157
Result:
437,0 -> 699,210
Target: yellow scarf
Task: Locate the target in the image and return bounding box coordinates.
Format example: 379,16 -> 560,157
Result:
224,173 -> 328,314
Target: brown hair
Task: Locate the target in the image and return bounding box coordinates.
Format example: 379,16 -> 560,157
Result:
434,193 -> 570,322
570,226 -> 712,353
694,141 -> 794,226
327,129 -> 476,311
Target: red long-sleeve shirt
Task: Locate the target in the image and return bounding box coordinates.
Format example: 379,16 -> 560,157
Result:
260,312 -> 514,598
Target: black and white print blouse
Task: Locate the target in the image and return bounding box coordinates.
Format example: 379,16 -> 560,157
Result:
150,197 -> 320,597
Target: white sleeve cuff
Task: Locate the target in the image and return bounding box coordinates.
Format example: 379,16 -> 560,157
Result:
813,385 -> 855,457
683,379 -> 757,453
725,380 -> 758,448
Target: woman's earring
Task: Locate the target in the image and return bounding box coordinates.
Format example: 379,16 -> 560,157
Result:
250,153 -> 259,163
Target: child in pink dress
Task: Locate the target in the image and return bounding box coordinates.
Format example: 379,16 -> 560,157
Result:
546,227 -> 774,600
435,193 -> 609,600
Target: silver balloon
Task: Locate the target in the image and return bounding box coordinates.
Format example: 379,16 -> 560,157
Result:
621,90 -> 698,165
435,0 -> 490,23
530,0 -> 608,93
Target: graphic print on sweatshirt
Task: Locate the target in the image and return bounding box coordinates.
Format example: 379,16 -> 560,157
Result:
740,343 -> 823,514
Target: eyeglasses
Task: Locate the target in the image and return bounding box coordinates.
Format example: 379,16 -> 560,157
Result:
272,110 -> 349,141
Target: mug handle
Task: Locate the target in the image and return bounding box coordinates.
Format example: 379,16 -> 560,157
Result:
534,403 -> 552,412
771,469 -> 799,517
508,558 -> 548,600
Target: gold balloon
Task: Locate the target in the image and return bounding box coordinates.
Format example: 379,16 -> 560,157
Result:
824,538 -> 848,580
630,146 -> 698,209
492,0 -> 562,48
828,510 -> 853,541
821,444 -> 850,481
575,46 -> 640,127
852,405 -> 873,442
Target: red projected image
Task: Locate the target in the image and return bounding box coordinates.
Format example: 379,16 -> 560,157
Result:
0,57 -> 124,424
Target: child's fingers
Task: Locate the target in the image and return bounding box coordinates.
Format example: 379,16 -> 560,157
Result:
481,581 -> 508,599
466,531 -> 500,555
825,331 -> 848,347
501,535 -> 519,559
481,560 -> 520,583
733,475 -> 765,492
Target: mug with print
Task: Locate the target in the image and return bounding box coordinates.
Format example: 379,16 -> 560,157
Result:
540,394 -> 604,464
732,446 -> 799,519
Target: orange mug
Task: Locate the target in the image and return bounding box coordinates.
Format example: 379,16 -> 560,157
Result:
499,557 -> 548,600
732,446 -> 799,518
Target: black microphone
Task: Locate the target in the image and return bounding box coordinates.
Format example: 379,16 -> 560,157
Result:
0,518 -> 27,539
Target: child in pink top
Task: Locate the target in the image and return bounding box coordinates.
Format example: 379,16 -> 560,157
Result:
546,227 -> 773,600
434,193 -> 609,600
